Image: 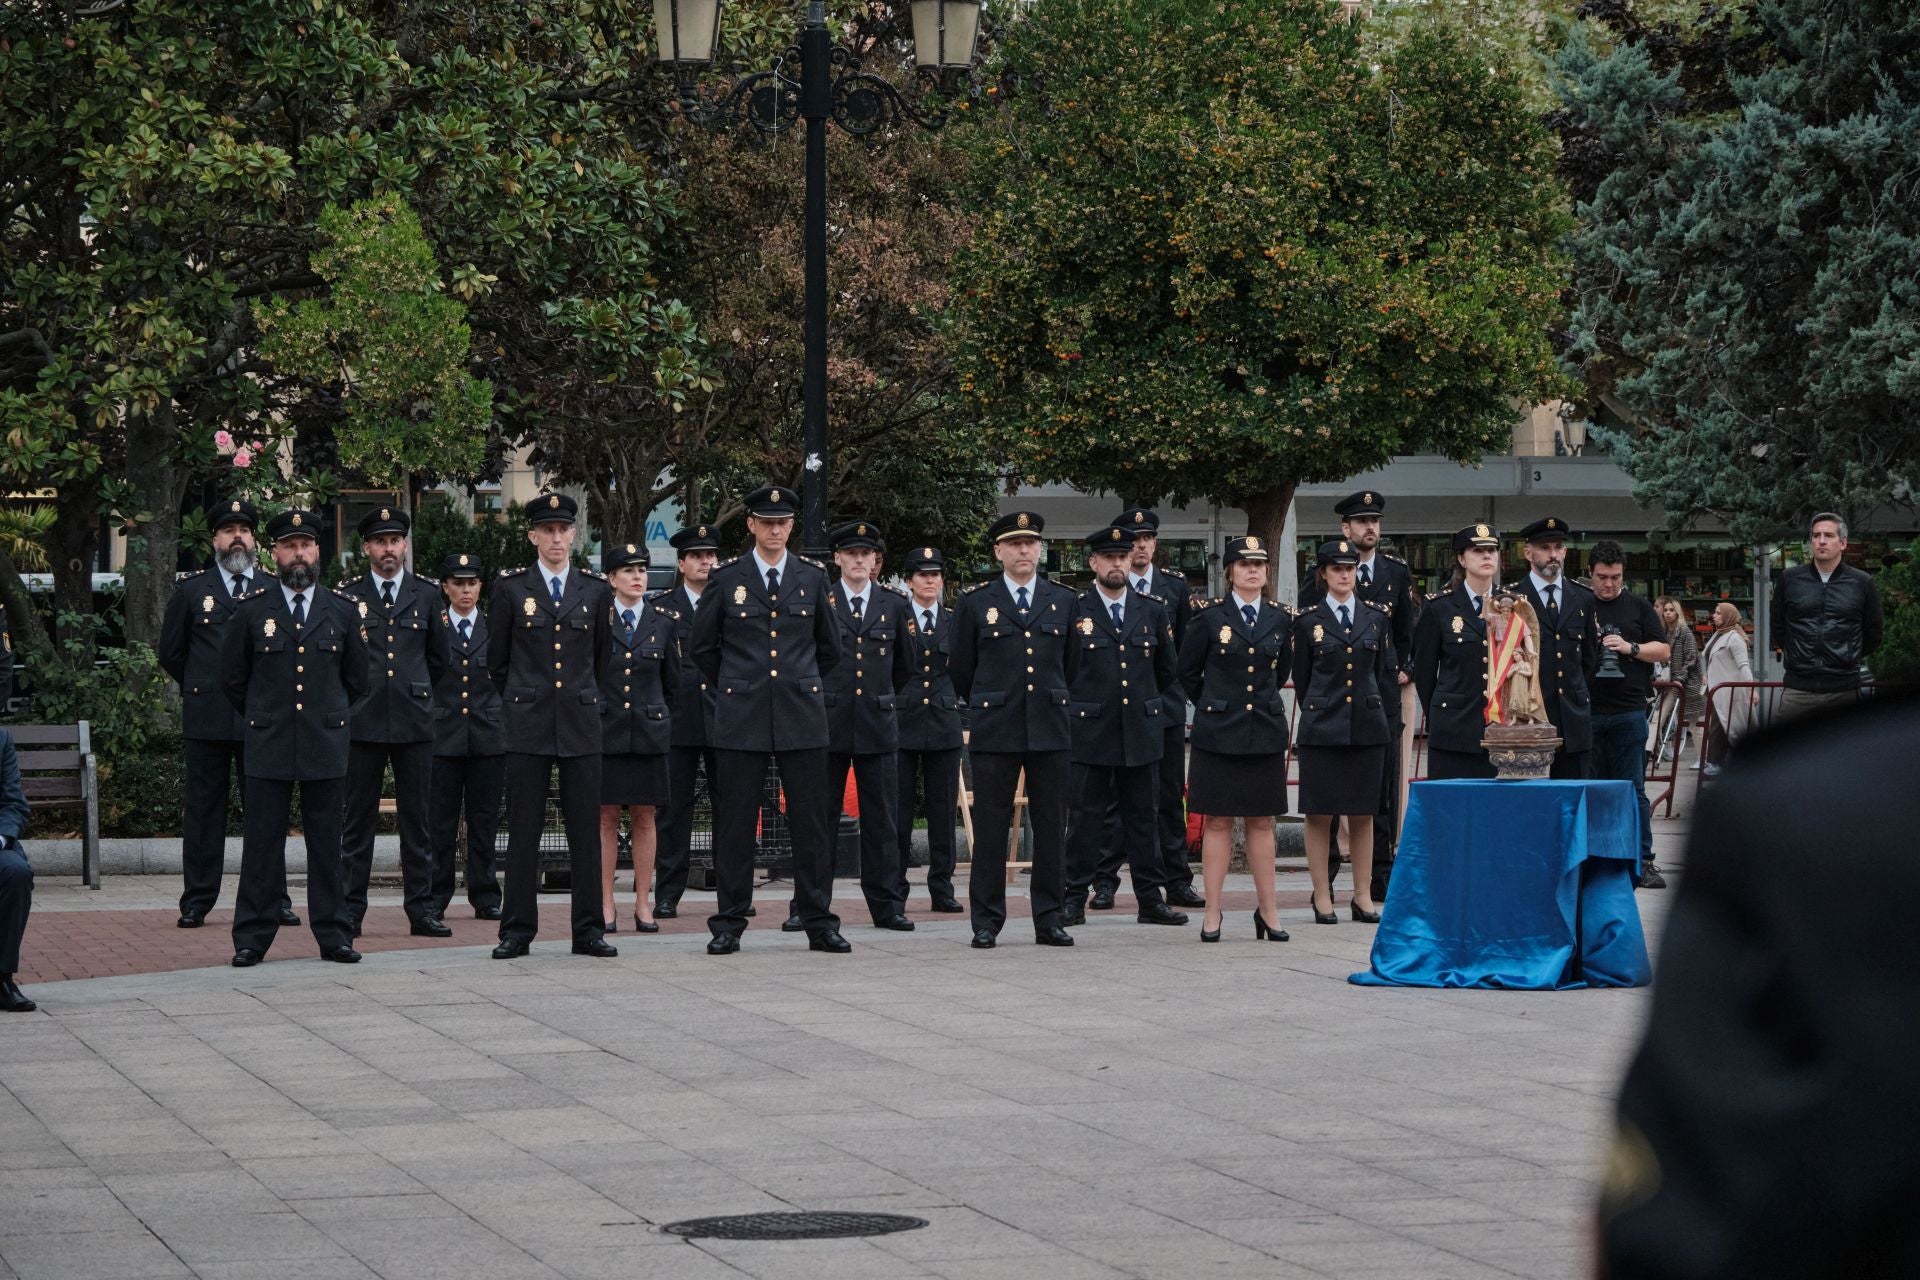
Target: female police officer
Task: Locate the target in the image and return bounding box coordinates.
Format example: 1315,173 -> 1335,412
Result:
1291,538 -> 1396,925
1177,536 -> 1291,943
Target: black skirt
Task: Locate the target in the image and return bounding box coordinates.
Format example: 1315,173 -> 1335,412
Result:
601,753 -> 669,806
1297,744 -> 1387,816
1187,746 -> 1289,817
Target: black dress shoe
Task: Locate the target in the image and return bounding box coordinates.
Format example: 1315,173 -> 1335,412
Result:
1035,925 -> 1076,947
409,916 -> 454,938
742,905 -> 758,917
930,896 -> 965,914
780,913 -> 805,933
1309,892 -> 1339,925
230,949 -> 263,968
970,929 -> 997,949
492,938 -> 531,959
654,903 -> 678,919
808,930 -> 853,954
707,932 -> 741,955
1166,884 -> 1207,909
1088,890 -> 1116,911
1349,900 -> 1382,924
1137,901 -> 1189,926
0,975 -> 35,1013
319,945 -> 361,964
572,938 -> 619,958
874,915 -> 916,932
1253,909 -> 1290,942
1060,906 -> 1086,928
632,917 -> 661,933
279,907 -> 302,927
177,909 -> 205,929
473,905 -> 502,921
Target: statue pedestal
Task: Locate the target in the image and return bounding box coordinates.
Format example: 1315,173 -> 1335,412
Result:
1482,723 -> 1562,781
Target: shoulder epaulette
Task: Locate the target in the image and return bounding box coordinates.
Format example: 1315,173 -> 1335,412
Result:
416,575 -> 438,589
1161,568 -> 1186,580
961,579 -> 991,594
1188,594 -> 1209,610
794,553 -> 827,571
652,600 -> 681,620
175,569 -> 199,582
1426,590 -> 1444,601
1364,599 -> 1390,614
715,555 -> 741,571
879,582 -> 908,599
499,566 -> 527,579
583,567 -> 606,579
236,585 -> 270,601
333,586 -> 357,599
1384,552 -> 1406,564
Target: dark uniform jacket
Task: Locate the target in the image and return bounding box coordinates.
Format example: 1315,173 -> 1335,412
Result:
823,582 -> 912,756
1178,595 -> 1292,756
220,585 -> 370,781
337,572 -> 450,744
1290,598 -> 1396,748
653,585 -> 714,748
1773,561 -> 1883,692
1514,576 -> 1598,753
488,565 -> 613,758
949,576 -> 1079,754
600,598 -> 681,757
1412,583 -> 1493,752
432,608 -> 503,757
689,553 -> 840,753
1301,552 -> 1417,685
1065,589 -> 1177,768
160,566 -> 276,740
898,603 -> 963,752
1133,567 -> 1191,722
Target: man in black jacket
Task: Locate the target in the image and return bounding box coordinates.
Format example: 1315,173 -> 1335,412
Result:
894,546 -> 965,914
221,509 -> 370,966
158,497 -> 295,929
338,507 -> 451,938
652,524 -> 720,919
428,553 -> 504,920
1772,512 -> 1883,723
1513,516 -> 1600,779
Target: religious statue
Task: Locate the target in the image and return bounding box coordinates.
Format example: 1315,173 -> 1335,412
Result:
1482,589 -> 1549,726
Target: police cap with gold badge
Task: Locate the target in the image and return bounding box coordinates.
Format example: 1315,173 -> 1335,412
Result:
1223,534 -> 1269,566
669,524 -> 721,554
1084,524 -> 1136,556
1114,505 -> 1161,533
987,510 -> 1045,542
206,497 -> 258,531
902,545 -> 945,575
1317,537 -> 1362,567
829,520 -> 884,553
356,505 -> 410,540
530,491 -> 578,526
1519,515 -> 1576,543
743,485 -> 798,519
440,553 -> 484,581
1451,522 -> 1502,553
1333,490 -> 1387,519
265,508 -> 325,543
602,542 -> 649,573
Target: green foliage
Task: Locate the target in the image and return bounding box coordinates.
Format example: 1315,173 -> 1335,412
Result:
946,0 -> 1571,524
99,737 -> 245,840
15,620 -> 176,768
1873,547 -> 1920,685
1551,0 -> 1920,542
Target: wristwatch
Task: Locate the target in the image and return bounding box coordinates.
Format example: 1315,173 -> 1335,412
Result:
1630,642 -> 1641,660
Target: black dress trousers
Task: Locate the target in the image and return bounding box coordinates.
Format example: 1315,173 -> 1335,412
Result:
0,844 -> 30,973
896,746 -> 961,902
342,740 -> 436,926
429,753 -> 504,915
829,751 -> 904,922
1068,762 -> 1161,910
232,776 -> 352,957
710,747 -> 837,936
967,750 -> 1067,938
657,745 -> 716,910
499,752 -> 602,947
179,738 -> 247,917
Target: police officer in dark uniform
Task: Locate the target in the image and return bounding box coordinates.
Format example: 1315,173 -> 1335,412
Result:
158,497 -> 297,929
1512,516 -> 1599,779
1062,525 -> 1185,928
895,545 -> 965,914
689,484 -> 848,955
429,553 -> 505,920
1412,524 -> 1504,780
1088,506 -> 1205,912
337,506 -> 451,937
221,509 -> 369,966
1300,490 -> 1418,900
948,510 -> 1079,949
597,542 -> 680,931
652,524 -> 721,919
487,492 -> 618,959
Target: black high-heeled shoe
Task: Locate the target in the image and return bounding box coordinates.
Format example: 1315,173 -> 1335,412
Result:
1199,914 -> 1222,943
633,916 -> 661,934
603,918 -> 619,934
1309,893 -> 1339,925
1349,900 -> 1382,924
1253,910 -> 1290,942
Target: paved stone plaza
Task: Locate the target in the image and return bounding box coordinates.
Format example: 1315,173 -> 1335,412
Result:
0,862 -> 1672,1280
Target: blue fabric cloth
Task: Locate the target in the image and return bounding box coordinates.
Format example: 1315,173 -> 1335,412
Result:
1351,779 -> 1651,990
1590,708 -> 1653,863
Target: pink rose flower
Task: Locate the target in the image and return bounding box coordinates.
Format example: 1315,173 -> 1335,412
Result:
213,430 -> 234,452
232,449 -> 252,468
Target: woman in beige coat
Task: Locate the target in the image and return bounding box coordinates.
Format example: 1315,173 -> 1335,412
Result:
1700,603 -> 1755,775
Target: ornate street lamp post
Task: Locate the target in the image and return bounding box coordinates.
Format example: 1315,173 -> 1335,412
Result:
656,0 -> 983,555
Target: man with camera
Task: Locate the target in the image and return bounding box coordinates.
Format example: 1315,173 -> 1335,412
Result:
1587,540 -> 1672,890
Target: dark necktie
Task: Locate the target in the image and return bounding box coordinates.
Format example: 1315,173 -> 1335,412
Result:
1338,603 -> 1351,630
1469,595 -> 1481,618
1359,563 -> 1371,590
851,596 -> 863,621
1016,586 -> 1029,612
766,567 -> 780,597
1544,583 -> 1560,626
231,574 -> 246,597
922,609 -> 934,632
1135,576 -> 1150,595
550,575 -> 564,605
291,593 -> 306,628
458,618 -> 472,643
1110,601 -> 1124,628
1242,603 -> 1257,627
381,579 -> 395,610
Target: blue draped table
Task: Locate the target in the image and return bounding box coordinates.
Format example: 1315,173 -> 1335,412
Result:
1350,779 -> 1651,990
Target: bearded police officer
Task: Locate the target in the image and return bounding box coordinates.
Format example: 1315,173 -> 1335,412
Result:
429,553 -> 504,920
895,545 -> 965,914
159,498 -> 297,929
338,506 -> 452,938
1412,524 -> 1503,780
221,509 -> 369,966
487,492 -> 618,959
1061,524 -> 1185,929
948,510 -> 1078,949
652,524 -> 721,919
1513,516 -> 1599,779
689,484 -> 848,955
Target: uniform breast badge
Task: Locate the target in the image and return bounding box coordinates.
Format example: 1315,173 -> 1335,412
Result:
1313,624 -> 1325,643
1218,625 -> 1232,644
1451,614 -> 1465,635
202,595 -> 215,612
358,600 -> 370,617
986,607 -> 1000,625
1078,616 -> 1095,635
734,584 -> 748,605
523,596 -> 538,616
263,619 -> 276,638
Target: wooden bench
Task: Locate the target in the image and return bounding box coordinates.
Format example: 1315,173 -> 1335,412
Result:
9,722 -> 101,889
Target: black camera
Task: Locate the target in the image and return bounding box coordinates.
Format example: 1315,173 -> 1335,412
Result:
1596,624 -> 1627,679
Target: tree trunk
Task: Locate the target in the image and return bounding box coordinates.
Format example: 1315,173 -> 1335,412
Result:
47,497 -> 101,653
1240,480 -> 1297,605
122,403 -> 191,650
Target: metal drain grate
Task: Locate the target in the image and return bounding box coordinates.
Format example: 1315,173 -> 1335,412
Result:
662,1211 -> 929,1241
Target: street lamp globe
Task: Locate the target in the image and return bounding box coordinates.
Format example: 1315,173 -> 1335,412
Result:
653,0 -> 724,67
910,0 -> 983,72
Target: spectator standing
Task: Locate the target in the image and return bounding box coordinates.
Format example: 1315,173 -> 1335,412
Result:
1772,512 -> 1883,722
1654,596 -> 1704,766
1587,542 -> 1672,890
1700,604 -> 1755,776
